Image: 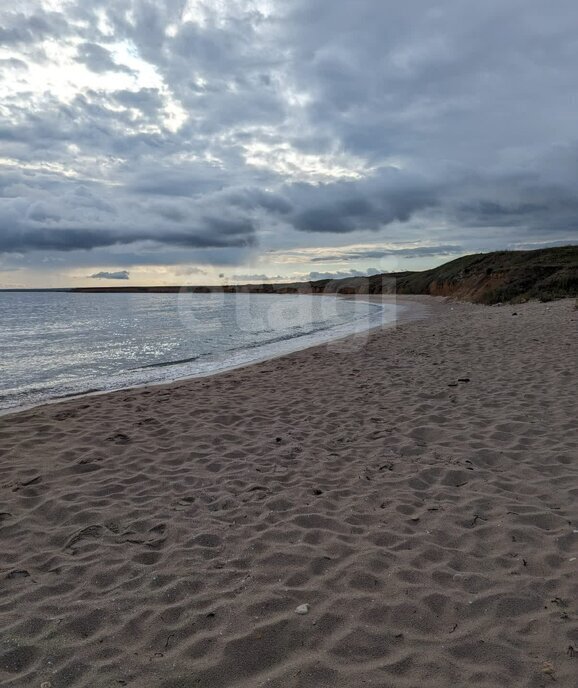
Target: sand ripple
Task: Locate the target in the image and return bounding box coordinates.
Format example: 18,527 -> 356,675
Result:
0,297 -> 576,687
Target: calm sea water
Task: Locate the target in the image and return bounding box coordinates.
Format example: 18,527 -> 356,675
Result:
0,291 -> 397,412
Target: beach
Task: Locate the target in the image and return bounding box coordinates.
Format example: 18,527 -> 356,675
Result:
0,295 -> 576,687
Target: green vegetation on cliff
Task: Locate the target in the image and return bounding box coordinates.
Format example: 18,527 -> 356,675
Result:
305,246 -> 578,303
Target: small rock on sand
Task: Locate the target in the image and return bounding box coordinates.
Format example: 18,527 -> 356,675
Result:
295,604 -> 310,615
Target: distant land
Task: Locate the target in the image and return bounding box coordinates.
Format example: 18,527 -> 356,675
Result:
3,246 -> 578,304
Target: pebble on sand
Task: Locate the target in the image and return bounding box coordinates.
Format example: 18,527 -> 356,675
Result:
295,604 -> 310,615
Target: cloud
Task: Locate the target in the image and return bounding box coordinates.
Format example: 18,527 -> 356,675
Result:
1,0 -> 578,283
76,43 -> 134,75
308,244 -> 464,262
229,268 -> 382,282
0,58 -> 28,70
0,219 -> 257,253
0,9 -> 70,45
284,168 -> 439,234
309,268 -> 381,280
0,173 -> 259,254
89,270 -> 129,280
230,273 -> 285,282
111,88 -> 163,112
174,266 -> 207,276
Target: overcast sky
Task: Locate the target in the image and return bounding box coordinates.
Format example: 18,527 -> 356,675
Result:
1,0 -> 577,287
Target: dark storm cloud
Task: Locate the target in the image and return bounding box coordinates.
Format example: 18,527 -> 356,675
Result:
0,171 -> 259,253
0,226 -> 120,253
0,220 -> 257,253
1,0 -> 578,274
283,168 -> 440,234
90,270 -> 129,280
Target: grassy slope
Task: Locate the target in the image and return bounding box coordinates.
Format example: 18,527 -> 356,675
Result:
305,246 -> 578,303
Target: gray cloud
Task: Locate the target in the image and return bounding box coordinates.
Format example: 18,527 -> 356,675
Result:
174,266 -> 207,276
229,268 -> 382,282
0,9 -> 70,45
309,268 -> 381,280
230,273 -> 285,282
0,58 -> 28,70
1,0 -> 578,278
89,270 -> 129,280
309,245 -> 464,262
0,221 -> 257,253
76,43 -> 134,74
111,88 -> 164,115
0,172 -> 259,254
283,169 -> 439,234
127,165 -> 232,198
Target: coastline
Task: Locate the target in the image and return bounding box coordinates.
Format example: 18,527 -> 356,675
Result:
0,296 -> 576,687
0,294 -> 430,419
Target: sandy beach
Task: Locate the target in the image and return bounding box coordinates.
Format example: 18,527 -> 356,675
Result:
0,295 -> 576,688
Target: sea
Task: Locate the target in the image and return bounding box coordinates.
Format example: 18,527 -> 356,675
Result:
0,291 -> 400,413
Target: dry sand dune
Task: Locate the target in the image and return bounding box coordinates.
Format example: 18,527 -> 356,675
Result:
0,296 -> 576,687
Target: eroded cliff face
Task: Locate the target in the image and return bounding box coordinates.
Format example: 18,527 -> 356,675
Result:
421,265 -> 578,303
427,272 -> 516,301
311,248 -> 578,303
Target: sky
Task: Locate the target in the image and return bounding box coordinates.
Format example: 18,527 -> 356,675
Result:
0,0 -> 577,288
